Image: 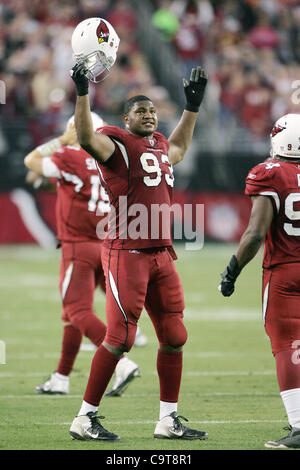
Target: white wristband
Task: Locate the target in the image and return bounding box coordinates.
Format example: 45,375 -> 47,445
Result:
36,138 -> 62,157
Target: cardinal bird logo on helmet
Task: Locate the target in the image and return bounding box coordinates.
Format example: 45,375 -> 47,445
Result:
96,20 -> 109,44
271,125 -> 286,137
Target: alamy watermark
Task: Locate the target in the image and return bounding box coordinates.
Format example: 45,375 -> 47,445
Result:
291,340 -> 300,365
95,198 -> 205,251
0,340 -> 6,364
291,81 -> 300,105
0,80 -> 5,104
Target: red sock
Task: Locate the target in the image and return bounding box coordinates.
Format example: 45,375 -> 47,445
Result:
57,324 -> 82,376
83,344 -> 120,406
73,313 -> 107,347
275,349 -> 300,392
157,349 -> 183,402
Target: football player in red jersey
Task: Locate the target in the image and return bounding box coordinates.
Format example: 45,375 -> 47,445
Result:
24,113 -> 142,397
68,61 -> 208,442
219,113 -> 300,449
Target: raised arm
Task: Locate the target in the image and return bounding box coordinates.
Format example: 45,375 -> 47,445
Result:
70,62 -> 115,163
168,66 -> 207,165
24,125 -> 77,175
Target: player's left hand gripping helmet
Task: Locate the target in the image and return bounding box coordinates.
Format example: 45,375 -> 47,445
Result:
71,18 -> 120,83
270,113 -> 300,159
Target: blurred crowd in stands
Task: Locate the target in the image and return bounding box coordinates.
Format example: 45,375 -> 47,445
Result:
152,0 -> 300,139
1,0 -> 300,147
0,0 -> 158,144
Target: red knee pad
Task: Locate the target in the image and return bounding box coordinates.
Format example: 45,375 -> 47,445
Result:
161,313 -> 188,348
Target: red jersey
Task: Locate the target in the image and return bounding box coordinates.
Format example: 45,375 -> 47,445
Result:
51,145 -> 110,242
245,158 -> 300,268
95,126 -> 174,249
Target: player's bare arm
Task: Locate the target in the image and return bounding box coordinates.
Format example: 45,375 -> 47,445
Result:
168,66 -> 207,165
219,195 -> 274,297
71,63 -> 115,163
24,125 -> 77,175
235,195 -> 274,268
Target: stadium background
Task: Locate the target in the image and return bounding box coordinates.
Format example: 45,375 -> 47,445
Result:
1,0 -> 300,452
2,0 -> 300,246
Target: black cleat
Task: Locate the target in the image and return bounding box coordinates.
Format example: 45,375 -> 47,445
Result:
154,412 -> 208,440
265,426 -> 300,449
69,412 -> 120,441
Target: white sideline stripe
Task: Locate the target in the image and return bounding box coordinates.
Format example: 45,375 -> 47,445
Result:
5,351 -> 270,359
2,308 -> 261,322
0,372 -> 58,377
0,392 -> 279,399
0,419 -> 285,427
6,353 -> 61,359
28,292 -> 61,302
0,273 -> 57,287
187,370 -> 275,376
0,245 -> 60,261
187,293 -> 206,302
184,309 -> 260,322
184,351 -> 269,358
0,370 -> 275,378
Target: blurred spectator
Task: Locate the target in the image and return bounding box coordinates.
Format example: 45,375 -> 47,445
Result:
2,0 -> 300,168
151,0 -> 300,139
0,0 -> 175,141
172,9 -> 205,74
107,0 -> 137,40
239,68 -> 273,138
152,0 -> 180,42
171,0 -> 215,31
247,10 -> 281,49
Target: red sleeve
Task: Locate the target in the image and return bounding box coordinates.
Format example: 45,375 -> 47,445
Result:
51,146 -> 79,174
245,161 -> 281,195
95,125 -> 128,140
245,160 -> 281,213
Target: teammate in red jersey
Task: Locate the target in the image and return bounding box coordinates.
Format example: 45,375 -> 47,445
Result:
68,61 -> 208,442
24,113 -> 142,397
219,113 -> 300,449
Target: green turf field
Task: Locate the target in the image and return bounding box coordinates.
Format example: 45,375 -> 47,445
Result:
0,243 -> 291,451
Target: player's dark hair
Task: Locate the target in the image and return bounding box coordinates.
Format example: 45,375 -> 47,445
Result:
123,95 -> 152,115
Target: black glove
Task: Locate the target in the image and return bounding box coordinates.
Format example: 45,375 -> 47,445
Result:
183,66 -> 207,112
70,61 -> 89,96
219,255 -> 241,297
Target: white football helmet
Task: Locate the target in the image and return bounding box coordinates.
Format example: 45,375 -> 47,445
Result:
66,112 -> 104,132
270,113 -> 300,159
71,17 -> 120,83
